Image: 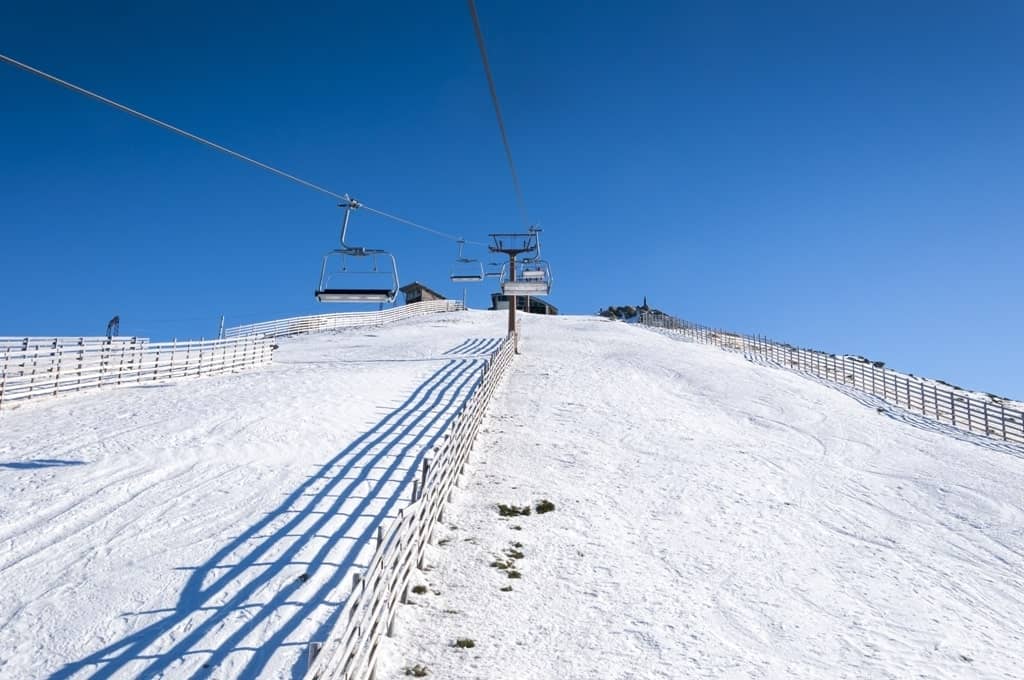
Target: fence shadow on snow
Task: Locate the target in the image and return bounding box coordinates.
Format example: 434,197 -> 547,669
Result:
50,337 -> 505,680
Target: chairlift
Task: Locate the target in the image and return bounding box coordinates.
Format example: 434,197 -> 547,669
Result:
484,261 -> 505,280
501,259 -> 552,296
501,225 -> 551,295
315,198 -> 400,303
450,239 -> 484,283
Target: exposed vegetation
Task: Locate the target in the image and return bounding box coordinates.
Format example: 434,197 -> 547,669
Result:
454,638 -> 476,649
597,298 -> 661,321
498,503 -> 531,517
535,499 -> 555,514
405,664 -> 430,676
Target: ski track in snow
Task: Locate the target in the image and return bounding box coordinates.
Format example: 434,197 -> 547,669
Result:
0,312 -> 507,679
378,315 -> 1024,680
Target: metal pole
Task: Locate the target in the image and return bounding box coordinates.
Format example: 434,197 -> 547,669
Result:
218,315 -> 225,340
508,253 -> 518,353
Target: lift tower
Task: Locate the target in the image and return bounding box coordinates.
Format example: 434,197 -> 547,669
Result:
488,231 -> 538,352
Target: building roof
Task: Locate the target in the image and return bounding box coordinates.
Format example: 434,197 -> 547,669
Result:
490,292 -> 558,314
399,281 -> 446,299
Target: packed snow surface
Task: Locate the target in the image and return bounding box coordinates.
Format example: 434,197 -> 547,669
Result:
3,310 -> 1023,680
379,314 -> 1024,680
0,311 -> 508,679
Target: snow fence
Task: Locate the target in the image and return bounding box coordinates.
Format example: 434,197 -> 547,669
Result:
0,334 -> 272,410
305,329 -> 516,680
224,300 -> 465,339
639,312 -> 1024,445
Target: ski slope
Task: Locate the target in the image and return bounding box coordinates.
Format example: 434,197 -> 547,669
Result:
0,311 -> 509,679
379,314 -> 1024,680
3,310 -> 1023,680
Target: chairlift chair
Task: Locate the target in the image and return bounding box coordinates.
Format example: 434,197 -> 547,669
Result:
501,259 -> 552,296
315,198 -> 400,303
484,261 -> 505,279
449,239 -> 485,283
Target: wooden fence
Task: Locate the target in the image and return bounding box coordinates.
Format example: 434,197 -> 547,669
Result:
0,334 -> 273,410
224,300 -> 465,339
305,330 -> 517,680
639,312 -> 1024,445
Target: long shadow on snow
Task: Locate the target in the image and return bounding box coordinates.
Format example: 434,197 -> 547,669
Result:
52,337 -> 504,680
0,458 -> 86,470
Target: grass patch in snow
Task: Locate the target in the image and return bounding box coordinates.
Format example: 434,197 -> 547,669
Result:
405,664 -> 430,676
411,585 -> 428,595
490,559 -> 511,570
511,525 -> 523,531
498,504 -> 531,517
535,499 -> 555,514
454,638 -> 476,649
507,570 -> 522,579
500,585 -> 513,592
505,548 -> 524,560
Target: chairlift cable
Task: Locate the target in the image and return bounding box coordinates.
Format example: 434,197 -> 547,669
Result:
361,205 -> 486,246
0,52 -> 485,246
467,0 -> 531,229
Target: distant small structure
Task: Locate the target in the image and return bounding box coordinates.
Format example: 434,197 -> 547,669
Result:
105,315 -> 120,339
490,293 -> 558,315
399,282 -> 446,305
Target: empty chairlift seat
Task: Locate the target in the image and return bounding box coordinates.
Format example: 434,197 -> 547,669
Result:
501,259 -> 552,296
450,239 -> 485,283
314,198 -> 400,304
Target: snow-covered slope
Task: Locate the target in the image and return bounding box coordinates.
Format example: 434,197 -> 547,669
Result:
379,315 -> 1024,680
0,311 -> 508,679
3,310 -> 1023,680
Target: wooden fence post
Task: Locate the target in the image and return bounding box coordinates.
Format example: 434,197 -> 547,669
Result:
52,340 -> 62,397
0,345 -> 9,409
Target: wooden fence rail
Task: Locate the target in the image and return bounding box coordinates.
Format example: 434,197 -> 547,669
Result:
305,331 -> 516,680
639,312 -> 1024,445
224,300 -> 465,339
0,335 -> 273,410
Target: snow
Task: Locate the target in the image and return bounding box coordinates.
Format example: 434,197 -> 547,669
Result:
0,311 -> 508,679
3,310 -> 1023,680
377,315 -> 1024,679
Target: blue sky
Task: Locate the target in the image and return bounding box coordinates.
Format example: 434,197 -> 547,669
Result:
1,2 -> 1022,399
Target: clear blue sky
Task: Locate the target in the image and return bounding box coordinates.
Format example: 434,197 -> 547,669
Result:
2,2 -> 1022,399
